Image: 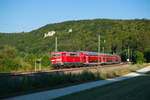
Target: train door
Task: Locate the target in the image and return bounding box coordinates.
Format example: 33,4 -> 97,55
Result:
104,56 -> 106,63
100,55 -> 106,64
62,53 -> 66,63
85,56 -> 88,63
97,56 -> 101,64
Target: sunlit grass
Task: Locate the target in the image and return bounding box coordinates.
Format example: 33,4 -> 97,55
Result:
0,63 -> 149,98
54,71 -> 150,100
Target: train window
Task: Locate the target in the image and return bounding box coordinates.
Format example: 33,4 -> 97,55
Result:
62,53 -> 65,56
70,53 -> 76,57
66,53 -> 70,56
52,53 -> 61,57
107,55 -> 112,57
66,53 -> 79,57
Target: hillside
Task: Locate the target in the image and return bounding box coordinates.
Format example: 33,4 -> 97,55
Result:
0,19 -> 150,55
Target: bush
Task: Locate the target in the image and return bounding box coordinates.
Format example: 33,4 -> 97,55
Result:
144,48 -> 150,62
120,50 -> 128,62
0,57 -> 21,72
24,54 -> 37,65
41,55 -> 50,66
133,51 -> 145,64
1,45 -> 18,58
20,62 -> 32,71
0,46 -> 33,72
0,46 -> 21,72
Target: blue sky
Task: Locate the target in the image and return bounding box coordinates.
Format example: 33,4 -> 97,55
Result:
0,0 -> 150,33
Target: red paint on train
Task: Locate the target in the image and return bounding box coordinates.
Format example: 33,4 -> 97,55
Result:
50,51 -> 121,68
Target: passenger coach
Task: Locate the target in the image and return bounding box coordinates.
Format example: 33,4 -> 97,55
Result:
50,51 -> 121,68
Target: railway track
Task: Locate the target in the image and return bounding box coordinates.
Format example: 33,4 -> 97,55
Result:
0,63 -> 129,77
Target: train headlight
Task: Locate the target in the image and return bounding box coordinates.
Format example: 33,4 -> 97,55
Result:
56,59 -> 61,61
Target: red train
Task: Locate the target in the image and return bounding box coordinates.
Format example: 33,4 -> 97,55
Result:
50,51 -> 121,68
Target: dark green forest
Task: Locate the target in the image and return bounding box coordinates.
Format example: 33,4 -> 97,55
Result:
0,18 -> 150,62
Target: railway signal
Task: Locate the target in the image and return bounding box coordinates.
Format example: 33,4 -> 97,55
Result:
35,59 -> 42,71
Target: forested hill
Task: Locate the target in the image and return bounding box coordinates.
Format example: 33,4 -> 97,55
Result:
0,19 -> 150,55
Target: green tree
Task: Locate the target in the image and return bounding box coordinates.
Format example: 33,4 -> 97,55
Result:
134,51 -> 145,64
41,55 -> 50,66
1,45 -> 18,58
24,54 -> 37,65
0,19 -> 150,55
144,48 -> 150,62
119,50 -> 127,62
0,46 -> 20,72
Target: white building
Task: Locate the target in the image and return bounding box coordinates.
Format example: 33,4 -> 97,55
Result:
44,31 -> 56,38
68,29 -> 72,33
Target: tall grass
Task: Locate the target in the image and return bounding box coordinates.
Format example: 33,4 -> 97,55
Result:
0,63 -> 148,98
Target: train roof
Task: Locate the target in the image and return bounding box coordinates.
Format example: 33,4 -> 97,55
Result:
51,51 -> 120,57
79,51 -> 108,56
51,51 -> 79,54
79,51 -> 120,56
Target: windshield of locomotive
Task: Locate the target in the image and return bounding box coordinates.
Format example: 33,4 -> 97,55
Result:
52,53 -> 61,57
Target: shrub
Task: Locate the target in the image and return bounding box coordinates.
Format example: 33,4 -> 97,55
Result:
0,46 -> 33,72
20,62 -> 32,71
134,51 -> 145,64
0,46 -> 21,72
24,54 -> 37,65
41,55 -> 50,66
144,48 -> 150,62
1,45 -> 18,58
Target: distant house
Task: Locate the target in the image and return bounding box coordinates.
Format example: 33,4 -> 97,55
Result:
68,29 -> 72,33
44,31 -> 56,38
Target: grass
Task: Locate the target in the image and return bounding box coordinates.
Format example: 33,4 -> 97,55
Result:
54,71 -> 150,100
94,63 -> 148,79
0,63 -> 149,99
0,64 -> 52,73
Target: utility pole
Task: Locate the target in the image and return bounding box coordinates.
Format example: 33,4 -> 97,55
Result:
131,50 -> 132,62
35,60 -> 36,72
39,58 -> 41,70
55,37 -> 57,52
103,40 -> 105,53
98,35 -> 100,64
102,47 -> 104,53
127,46 -> 130,62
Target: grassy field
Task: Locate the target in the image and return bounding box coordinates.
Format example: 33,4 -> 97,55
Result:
0,65 -> 52,73
54,71 -> 150,100
0,64 -> 149,99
